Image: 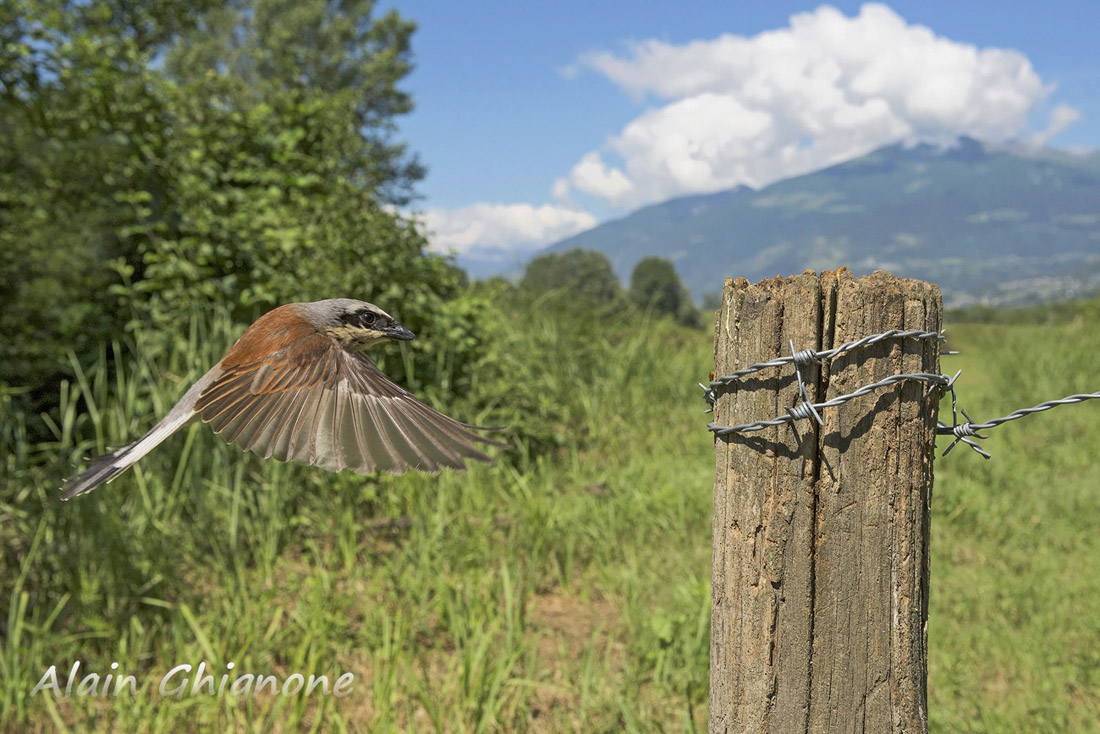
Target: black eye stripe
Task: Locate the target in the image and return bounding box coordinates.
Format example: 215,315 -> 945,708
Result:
341,310 -> 381,328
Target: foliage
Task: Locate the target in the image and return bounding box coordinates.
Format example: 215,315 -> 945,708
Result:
519,248 -> 623,309
0,0 -> 186,412
629,256 -> 700,325
164,0 -> 424,207
3,298 -> 1100,731
927,315 -> 1100,733
5,3 -> 1100,731
115,75 -> 458,333
629,257 -> 682,315
1,0 -> 460,434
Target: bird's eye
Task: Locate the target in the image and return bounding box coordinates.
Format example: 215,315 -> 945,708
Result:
359,311 -> 378,327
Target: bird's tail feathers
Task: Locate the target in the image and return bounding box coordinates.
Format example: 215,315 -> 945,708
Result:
60,444 -> 138,500
60,411 -> 193,501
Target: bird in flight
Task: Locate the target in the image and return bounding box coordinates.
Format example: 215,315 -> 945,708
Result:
62,299 -> 503,500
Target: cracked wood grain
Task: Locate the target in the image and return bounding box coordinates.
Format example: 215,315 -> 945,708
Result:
709,269 -> 940,734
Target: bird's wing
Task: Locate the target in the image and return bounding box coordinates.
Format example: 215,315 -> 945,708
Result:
193,333 -> 503,475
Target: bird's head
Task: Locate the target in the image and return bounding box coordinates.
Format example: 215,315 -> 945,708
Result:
302,298 -> 415,349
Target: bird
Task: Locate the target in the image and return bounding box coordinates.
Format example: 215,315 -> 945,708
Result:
61,299 -> 504,500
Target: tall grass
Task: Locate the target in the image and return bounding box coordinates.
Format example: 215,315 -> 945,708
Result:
2,297 -> 1098,732
1,297 -> 714,732
929,317 -> 1100,733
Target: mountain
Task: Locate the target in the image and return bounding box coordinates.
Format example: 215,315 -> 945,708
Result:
541,137 -> 1100,307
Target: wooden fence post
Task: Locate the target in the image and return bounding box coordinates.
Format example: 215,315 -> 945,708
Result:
709,269 -> 942,734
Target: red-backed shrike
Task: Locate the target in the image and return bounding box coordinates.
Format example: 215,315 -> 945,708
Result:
62,299 -> 503,500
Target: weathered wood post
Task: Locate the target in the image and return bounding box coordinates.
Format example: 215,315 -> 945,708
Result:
709,269 -> 941,734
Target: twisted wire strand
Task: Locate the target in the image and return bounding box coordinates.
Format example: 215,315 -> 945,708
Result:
708,373 -> 948,435
936,391 -> 1100,458
707,329 -> 944,387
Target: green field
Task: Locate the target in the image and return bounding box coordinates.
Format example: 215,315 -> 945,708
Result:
2,302 -> 1098,733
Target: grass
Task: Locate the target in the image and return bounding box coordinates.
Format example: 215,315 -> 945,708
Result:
1,301 -> 714,732
2,297 -> 1099,732
929,318 -> 1100,733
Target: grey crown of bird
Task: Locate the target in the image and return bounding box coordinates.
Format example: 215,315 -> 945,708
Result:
62,299 -> 504,500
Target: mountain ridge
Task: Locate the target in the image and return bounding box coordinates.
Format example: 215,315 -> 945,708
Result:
536,137 -> 1100,307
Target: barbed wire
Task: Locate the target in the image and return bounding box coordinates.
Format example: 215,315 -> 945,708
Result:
705,329 -> 943,387
936,389 -> 1100,459
700,330 -> 945,413
708,372 -> 950,435
702,328 -> 1098,459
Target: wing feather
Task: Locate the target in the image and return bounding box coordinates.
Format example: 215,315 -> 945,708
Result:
195,333 -> 503,477
333,386 -> 365,471
387,405 -> 468,469
309,388 -> 337,471
282,383 -> 325,464
218,392 -> 271,445
366,397 -> 442,473
360,394 -> 408,473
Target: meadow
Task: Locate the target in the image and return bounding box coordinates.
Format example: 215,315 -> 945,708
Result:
1,295 -> 1098,733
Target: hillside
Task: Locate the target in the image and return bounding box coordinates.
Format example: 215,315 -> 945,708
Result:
541,138 -> 1100,307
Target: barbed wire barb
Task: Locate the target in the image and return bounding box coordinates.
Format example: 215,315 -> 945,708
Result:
936,390 -> 1100,459
707,329 -> 944,389
789,340 -> 823,427
708,372 -> 949,436
939,407 -> 991,459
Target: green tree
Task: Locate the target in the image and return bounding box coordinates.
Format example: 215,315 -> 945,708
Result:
629,257 -> 684,317
1,0 -> 483,434
520,249 -> 621,307
165,0 -> 424,206
1,0 -> 207,412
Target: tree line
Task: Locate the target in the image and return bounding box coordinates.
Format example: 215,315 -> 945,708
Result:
517,248 -> 699,326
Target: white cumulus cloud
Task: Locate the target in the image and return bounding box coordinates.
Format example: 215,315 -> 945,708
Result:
1031,103 -> 1083,147
555,151 -> 636,202
558,2 -> 1079,209
420,203 -> 598,255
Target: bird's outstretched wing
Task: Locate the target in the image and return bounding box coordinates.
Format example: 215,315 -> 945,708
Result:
194,333 -> 504,475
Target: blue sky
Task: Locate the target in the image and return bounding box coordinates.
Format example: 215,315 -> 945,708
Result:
383,1 -> 1100,258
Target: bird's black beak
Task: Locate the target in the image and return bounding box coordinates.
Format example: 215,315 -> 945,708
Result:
384,323 -> 415,341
